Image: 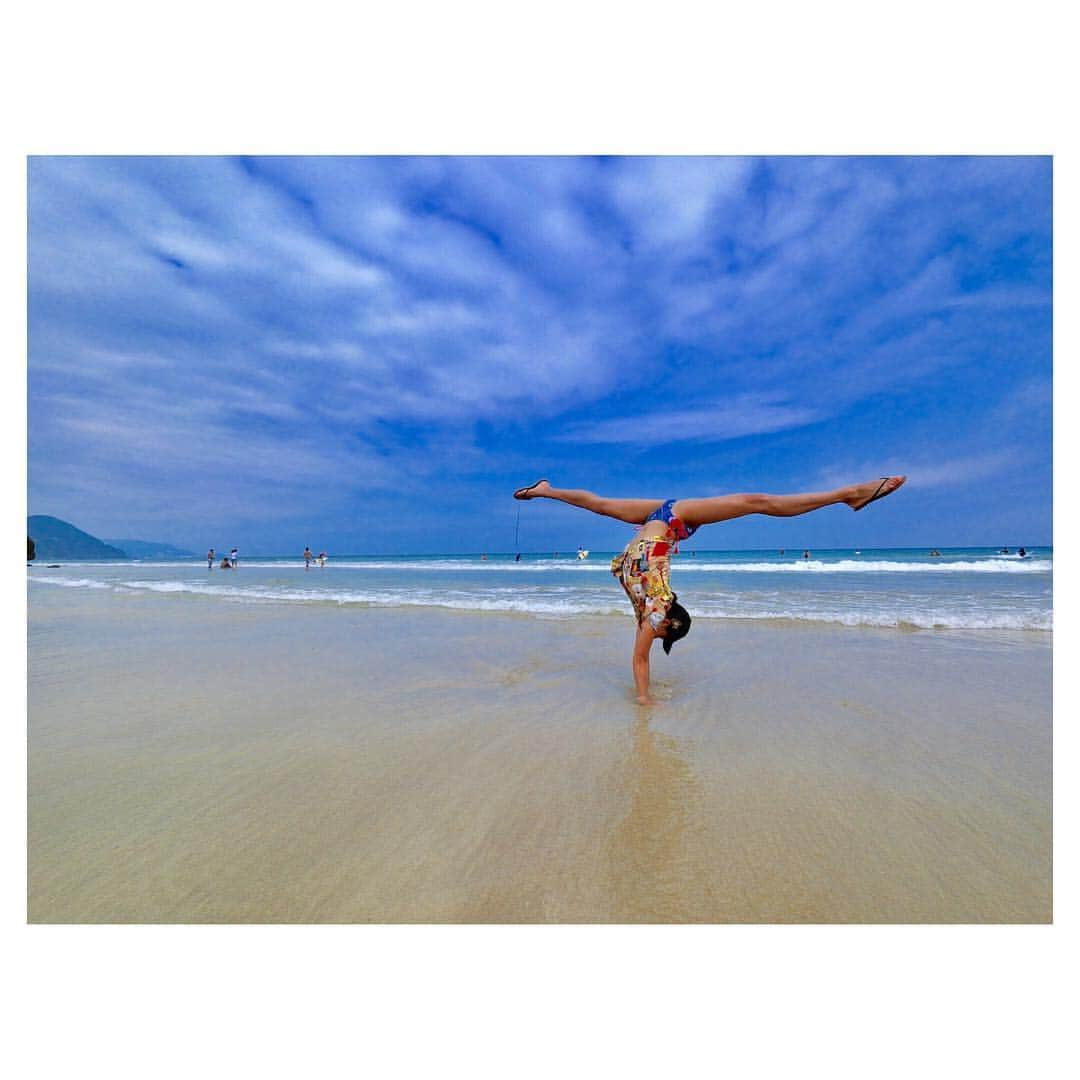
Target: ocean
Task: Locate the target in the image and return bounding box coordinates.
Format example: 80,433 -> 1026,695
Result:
28,545 -> 1052,922
28,545 -> 1052,632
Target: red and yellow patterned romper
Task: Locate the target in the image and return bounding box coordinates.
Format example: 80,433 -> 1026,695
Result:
610,500 -> 696,631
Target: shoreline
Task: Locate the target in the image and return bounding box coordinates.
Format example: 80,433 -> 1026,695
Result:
28,576 -> 1053,635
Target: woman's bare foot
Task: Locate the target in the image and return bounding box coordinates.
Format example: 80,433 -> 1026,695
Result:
846,475 -> 906,511
513,479 -> 551,500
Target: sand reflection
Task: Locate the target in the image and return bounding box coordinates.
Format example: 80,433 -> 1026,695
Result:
607,714 -> 714,922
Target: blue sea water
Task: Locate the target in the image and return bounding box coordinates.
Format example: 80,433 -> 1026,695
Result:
28,546 -> 1052,631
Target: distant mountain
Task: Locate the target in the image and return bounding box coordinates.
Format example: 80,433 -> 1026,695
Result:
103,539 -> 198,559
27,516 -> 127,560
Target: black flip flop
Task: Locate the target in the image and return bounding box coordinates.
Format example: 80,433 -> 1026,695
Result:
853,476 -> 902,511
513,478 -> 548,500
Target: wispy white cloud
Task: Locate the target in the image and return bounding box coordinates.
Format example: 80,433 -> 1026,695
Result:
557,394 -> 824,445
611,156 -> 754,249
812,450 -> 1021,495
27,156 -> 1052,545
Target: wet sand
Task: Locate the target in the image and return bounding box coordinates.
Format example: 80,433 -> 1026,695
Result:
28,586 -> 1051,922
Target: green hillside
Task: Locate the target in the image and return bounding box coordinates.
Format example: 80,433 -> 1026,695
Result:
103,539 -> 197,559
27,516 -> 128,560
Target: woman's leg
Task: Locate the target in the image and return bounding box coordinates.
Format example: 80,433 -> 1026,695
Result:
673,476 -> 906,529
518,480 -> 664,525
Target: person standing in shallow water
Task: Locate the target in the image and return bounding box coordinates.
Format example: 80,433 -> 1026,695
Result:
303,546 -> 313,570
513,475 -> 906,706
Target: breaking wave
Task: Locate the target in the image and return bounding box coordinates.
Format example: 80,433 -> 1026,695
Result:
29,574 -> 1051,630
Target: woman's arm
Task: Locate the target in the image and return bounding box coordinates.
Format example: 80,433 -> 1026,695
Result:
632,623 -> 659,705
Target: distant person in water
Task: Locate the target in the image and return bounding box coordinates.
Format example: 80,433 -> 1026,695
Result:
1018,547 -> 1027,558
207,548 -> 215,569
803,550 -> 810,560
1002,547 -> 1011,554
304,546 -> 313,569
318,551 -> 327,567
230,547 -> 239,567
220,556 -> 232,570
514,475 -> 906,705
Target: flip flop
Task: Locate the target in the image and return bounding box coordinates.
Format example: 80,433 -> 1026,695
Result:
853,475 -> 905,511
513,478 -> 548,500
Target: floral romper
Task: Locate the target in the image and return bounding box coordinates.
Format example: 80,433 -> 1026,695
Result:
610,500 -> 696,631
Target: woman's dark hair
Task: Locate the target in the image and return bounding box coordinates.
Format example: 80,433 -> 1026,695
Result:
662,597 -> 692,654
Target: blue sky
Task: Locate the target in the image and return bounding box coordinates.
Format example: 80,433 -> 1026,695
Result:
28,156 -> 1051,554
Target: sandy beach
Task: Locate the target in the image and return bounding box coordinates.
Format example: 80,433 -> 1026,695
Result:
28,584 -> 1051,923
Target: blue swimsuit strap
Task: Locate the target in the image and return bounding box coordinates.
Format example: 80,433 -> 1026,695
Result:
644,499 -> 697,540
645,499 -> 677,524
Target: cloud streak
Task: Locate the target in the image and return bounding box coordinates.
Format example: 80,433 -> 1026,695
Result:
557,394 -> 825,445
28,156 -> 1052,549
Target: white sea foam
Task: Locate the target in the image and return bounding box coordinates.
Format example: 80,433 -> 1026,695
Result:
310,557 -> 1051,574
27,575 -> 111,589
29,574 -> 1051,630
34,556 -> 1051,575
683,559 -> 1052,574
690,607 -> 1052,631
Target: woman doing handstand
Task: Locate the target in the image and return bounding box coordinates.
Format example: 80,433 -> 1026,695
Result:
513,476 -> 906,705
